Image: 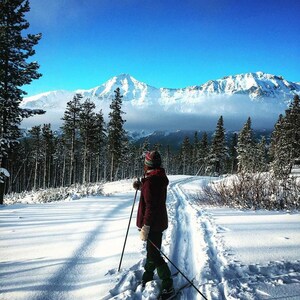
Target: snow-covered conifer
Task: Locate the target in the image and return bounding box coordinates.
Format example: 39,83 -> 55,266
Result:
94,109 -> 107,182
271,95 -> 300,178
237,117 -> 256,172
107,88 -> 126,181
207,116 -> 227,175
197,132 -> 209,175
0,0 -> 43,203
228,133 -> 238,173
61,94 -> 82,185
256,136 -> 268,172
41,124 -> 55,189
269,114 -> 284,162
79,98 -> 98,183
180,136 -> 192,175
192,132 -> 200,174
28,126 -> 42,190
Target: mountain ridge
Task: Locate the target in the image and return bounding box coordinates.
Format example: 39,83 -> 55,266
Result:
22,71 -> 300,109
20,71 -> 300,132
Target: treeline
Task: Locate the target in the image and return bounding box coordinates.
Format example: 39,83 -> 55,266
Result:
1,1 -> 299,206
169,94 -> 300,178
7,88 -> 129,192
4,93 -> 300,195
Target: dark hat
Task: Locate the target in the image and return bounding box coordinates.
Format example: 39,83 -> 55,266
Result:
144,151 -> 162,168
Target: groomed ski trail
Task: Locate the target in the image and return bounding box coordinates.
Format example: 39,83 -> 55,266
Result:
164,176 -> 233,300
106,176 -> 232,300
163,177 -> 207,300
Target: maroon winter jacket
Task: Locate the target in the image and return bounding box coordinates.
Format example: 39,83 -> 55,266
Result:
136,168 -> 169,232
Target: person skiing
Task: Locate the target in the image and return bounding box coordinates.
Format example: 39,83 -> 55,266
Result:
133,150 -> 174,300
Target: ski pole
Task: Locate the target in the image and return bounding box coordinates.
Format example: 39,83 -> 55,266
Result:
118,188 -> 139,272
148,238 -> 208,300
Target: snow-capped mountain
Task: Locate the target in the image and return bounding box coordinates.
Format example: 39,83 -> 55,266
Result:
22,72 -> 299,109
193,72 -> 300,100
21,72 -> 300,131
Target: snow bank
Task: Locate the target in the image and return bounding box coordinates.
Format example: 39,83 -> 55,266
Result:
196,173 -> 300,210
4,182 -> 103,205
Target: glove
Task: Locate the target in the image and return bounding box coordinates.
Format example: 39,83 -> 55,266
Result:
140,225 -> 150,241
133,179 -> 142,190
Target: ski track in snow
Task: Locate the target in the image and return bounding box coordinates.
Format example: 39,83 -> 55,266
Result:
107,176 -> 214,300
166,177 -> 209,300
187,183 -> 300,300
106,176 -> 300,300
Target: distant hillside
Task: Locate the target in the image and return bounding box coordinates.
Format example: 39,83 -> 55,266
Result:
131,129 -> 273,151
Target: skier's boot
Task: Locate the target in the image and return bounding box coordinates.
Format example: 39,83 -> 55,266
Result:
158,287 -> 175,299
141,260 -> 155,287
157,262 -> 174,299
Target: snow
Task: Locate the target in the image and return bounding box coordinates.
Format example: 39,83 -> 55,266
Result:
1,176 -> 300,300
0,167 -> 10,177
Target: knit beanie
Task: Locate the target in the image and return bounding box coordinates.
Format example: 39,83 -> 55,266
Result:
144,151 -> 162,168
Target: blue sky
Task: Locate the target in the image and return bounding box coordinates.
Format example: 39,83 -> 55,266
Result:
25,0 -> 300,96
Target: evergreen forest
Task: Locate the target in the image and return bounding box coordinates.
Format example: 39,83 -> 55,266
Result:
0,0 -> 299,208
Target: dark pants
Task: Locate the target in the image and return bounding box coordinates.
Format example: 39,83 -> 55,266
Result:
143,231 -> 173,290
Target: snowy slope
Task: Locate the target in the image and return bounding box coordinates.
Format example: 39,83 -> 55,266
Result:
1,176 -> 300,300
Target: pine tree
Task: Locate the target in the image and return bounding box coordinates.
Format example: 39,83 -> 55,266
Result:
271,95 -> 300,178
94,109 -> 106,182
164,144 -> 171,174
180,136 -> 192,175
107,88 -> 126,181
28,125 -> 42,190
52,136 -> 66,188
269,114 -> 284,162
192,132 -> 200,174
207,116 -> 227,175
136,138 -> 150,176
237,117 -> 256,172
0,0 -> 43,203
79,98 -> 97,183
61,94 -> 82,185
228,133 -> 238,173
256,136 -> 268,172
119,136 -> 131,179
271,120 -> 292,179
41,124 -> 55,189
197,132 -> 209,175
286,95 -> 300,161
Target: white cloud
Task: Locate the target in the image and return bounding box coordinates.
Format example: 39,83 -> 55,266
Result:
21,94 -> 285,132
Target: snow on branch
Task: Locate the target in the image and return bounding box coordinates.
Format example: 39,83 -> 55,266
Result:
0,168 -> 10,183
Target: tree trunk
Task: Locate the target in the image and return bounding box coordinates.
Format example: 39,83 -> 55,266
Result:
43,154 -> 47,189
110,153 -> 114,181
0,181 -> 5,205
33,152 -> 38,190
62,154 -> 66,187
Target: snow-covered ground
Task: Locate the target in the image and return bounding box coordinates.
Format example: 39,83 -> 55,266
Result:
1,176 -> 300,300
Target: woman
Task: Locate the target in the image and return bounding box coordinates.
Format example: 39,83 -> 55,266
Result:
134,150 -> 174,300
